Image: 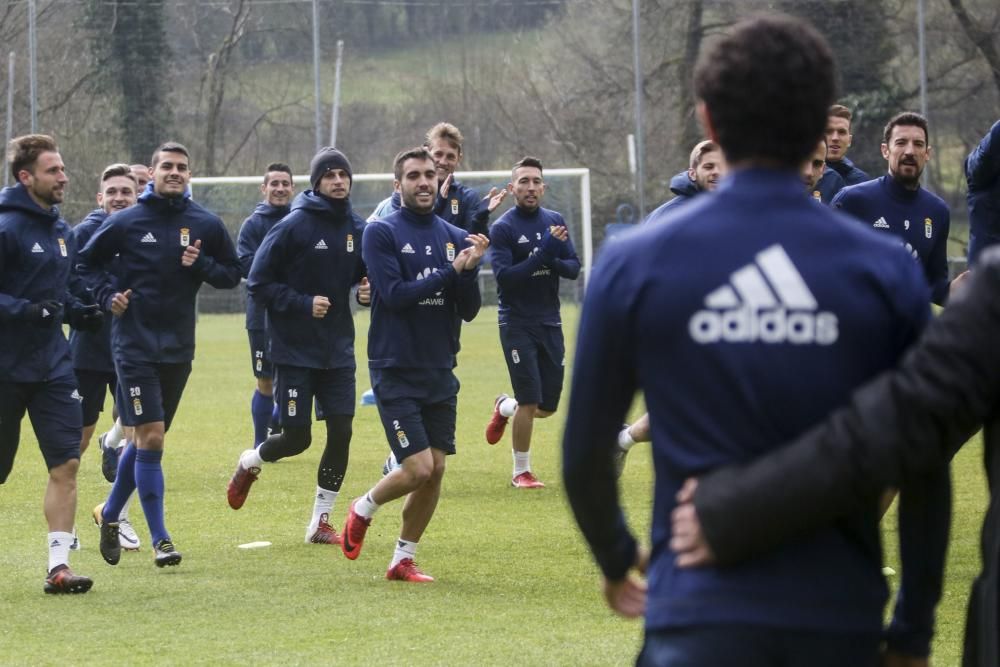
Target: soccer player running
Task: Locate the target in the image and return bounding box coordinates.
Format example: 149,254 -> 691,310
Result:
483,157 -> 580,488
342,146 -> 488,582
227,149 -> 369,546
0,134 -> 103,593
79,141 -> 241,568
69,163 -> 143,552
236,163 -> 294,450
562,15 -> 947,666
832,111 -> 967,305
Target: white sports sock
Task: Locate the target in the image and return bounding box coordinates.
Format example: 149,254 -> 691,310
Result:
354,491 -> 380,519
106,419 -> 124,449
310,486 -> 337,527
390,538 -> 417,568
513,450 -> 531,476
499,397 -> 518,418
618,426 -> 637,451
48,531 -> 73,572
240,448 -> 264,470
119,490 -> 135,522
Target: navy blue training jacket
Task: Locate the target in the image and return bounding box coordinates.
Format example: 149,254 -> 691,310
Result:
362,207 -> 481,370
77,188 -> 241,364
237,201 -> 290,330
68,209 -> 115,372
966,120 -> 1000,265
827,155 -> 870,185
0,183 -> 82,381
247,191 -> 365,369
489,205 -> 580,327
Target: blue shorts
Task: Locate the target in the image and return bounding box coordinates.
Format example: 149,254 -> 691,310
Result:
499,324 -> 565,412
637,625 -> 880,667
74,368 -> 117,426
0,374 -> 83,482
247,328 -> 273,379
370,368 -> 458,463
274,365 -> 355,426
115,361 -> 192,430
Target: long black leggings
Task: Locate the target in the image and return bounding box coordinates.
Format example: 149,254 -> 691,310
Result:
257,414 -> 353,491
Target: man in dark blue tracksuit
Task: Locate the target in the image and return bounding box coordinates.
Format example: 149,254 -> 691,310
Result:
69,164 -> 137,456
966,120 -> 1000,265
483,156 -> 580,488
1,134 -> 102,593
68,163 -> 144,551
79,141 -> 241,569
367,122 -> 506,234
831,112 -> 960,306
562,16 -> 947,666
236,163 -> 294,449
340,146 -> 488,583
227,148 -> 369,547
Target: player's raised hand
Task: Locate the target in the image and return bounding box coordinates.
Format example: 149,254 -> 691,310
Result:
438,173 -> 453,200
182,239 -> 201,267
357,277 -> 371,305
462,233 -> 490,270
483,187 -> 508,213
111,289 -> 132,317
549,224 -> 569,242
312,295 -> 331,318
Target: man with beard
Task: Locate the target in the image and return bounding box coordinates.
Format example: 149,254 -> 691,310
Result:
342,147 -> 488,582
227,149 -> 370,547
80,141 -> 241,569
368,122 -> 506,234
236,163 -> 294,450
0,134 -> 102,593
832,112 -> 961,305
649,140 -> 726,215
483,157 -> 580,488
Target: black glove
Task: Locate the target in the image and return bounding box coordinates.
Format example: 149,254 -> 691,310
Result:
70,304 -> 104,333
25,300 -> 63,326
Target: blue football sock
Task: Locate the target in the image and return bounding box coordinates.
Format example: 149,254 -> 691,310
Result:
251,390 -> 272,447
102,442 -> 137,522
135,449 -> 169,545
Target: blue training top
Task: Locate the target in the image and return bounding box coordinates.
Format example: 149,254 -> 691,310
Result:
563,168 -> 943,643
362,206 -> 481,370
832,174 -> 951,305
68,209 -> 115,373
489,205 -> 580,327
247,191 -> 365,370
237,201 -> 290,331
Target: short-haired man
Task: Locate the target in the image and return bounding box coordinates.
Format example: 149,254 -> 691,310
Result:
80,141 -> 241,568
367,122 -> 506,234
0,134 -> 102,593
483,157 -> 580,488
650,139 -> 726,215
236,163 -> 294,450
562,15 -> 945,665
966,119 -> 1000,265
69,163 -> 142,551
228,149 -> 369,546
802,138 -> 830,201
825,104 -> 870,184
342,146 -> 488,582
130,164 -> 151,192
832,111 -> 959,305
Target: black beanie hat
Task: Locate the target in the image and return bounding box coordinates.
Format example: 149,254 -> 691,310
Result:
310,147 -> 353,190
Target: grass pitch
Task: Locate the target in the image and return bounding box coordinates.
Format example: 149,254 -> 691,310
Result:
0,307 -> 985,666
